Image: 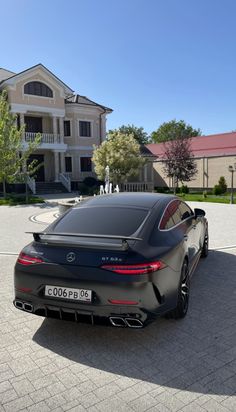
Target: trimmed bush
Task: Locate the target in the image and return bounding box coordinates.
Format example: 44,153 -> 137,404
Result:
218,176 -> 227,194
155,187 -> 169,193
213,185 -> 222,195
83,177 -> 99,187
180,185 -> 189,194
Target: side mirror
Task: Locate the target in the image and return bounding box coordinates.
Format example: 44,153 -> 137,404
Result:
194,208 -> 205,217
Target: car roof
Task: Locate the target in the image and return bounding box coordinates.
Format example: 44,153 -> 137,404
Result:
77,192 -> 177,209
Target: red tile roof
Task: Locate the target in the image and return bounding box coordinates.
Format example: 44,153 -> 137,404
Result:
147,132 -> 236,159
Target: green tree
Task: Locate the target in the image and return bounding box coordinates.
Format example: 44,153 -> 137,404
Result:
92,131 -> 145,184
151,119 -> 201,143
0,90 -> 41,200
218,176 -> 227,194
213,176 -> 227,195
109,124 -> 150,145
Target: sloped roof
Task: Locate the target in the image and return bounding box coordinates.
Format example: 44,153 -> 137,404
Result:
140,145 -> 156,158
0,63 -> 74,93
66,93 -> 112,113
0,68 -> 16,82
147,132 -> 236,159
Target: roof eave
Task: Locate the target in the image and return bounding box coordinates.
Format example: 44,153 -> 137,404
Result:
0,63 -> 74,94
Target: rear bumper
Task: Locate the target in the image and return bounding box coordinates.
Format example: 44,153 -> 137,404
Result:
14,264 -> 178,327
13,296 -> 156,327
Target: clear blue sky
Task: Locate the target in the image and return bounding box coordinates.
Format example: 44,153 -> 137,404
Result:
1,0 -> 236,136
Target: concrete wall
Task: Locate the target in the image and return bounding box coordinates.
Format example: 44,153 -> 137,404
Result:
153,155 -> 236,189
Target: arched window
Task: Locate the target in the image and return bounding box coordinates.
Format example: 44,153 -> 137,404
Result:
24,81 -> 53,98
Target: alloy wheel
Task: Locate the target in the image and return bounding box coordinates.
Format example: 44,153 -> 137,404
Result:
180,265 -> 190,314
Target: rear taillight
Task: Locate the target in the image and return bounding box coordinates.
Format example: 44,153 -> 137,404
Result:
101,260 -> 165,275
17,252 -> 44,266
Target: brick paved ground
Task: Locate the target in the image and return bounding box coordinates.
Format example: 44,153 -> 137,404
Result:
0,202 -> 236,411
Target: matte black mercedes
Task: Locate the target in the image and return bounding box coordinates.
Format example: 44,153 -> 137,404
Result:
14,193 -> 208,328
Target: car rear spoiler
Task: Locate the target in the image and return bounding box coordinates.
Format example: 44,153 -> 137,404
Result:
26,232 -> 142,251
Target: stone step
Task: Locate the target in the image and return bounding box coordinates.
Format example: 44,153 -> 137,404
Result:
35,182 -> 68,194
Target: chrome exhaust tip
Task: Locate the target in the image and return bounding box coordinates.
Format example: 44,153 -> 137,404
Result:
125,318 -> 143,328
15,300 -> 24,309
109,317 -> 127,327
23,303 -> 33,313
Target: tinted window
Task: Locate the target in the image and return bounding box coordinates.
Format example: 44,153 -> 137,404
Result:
179,202 -> 193,221
159,209 -> 174,230
168,200 -> 181,225
64,121 -> 71,136
53,207 -> 148,236
159,200 -> 183,230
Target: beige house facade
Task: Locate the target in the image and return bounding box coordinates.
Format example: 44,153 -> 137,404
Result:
0,64 -> 112,192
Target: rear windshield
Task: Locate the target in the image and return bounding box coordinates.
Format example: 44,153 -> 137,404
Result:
53,206 -> 148,236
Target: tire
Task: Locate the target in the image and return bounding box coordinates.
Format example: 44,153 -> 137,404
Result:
201,230 -> 209,258
166,260 -> 190,319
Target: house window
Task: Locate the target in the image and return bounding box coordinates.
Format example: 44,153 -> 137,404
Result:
79,121 -> 91,137
24,82 -> 53,98
80,157 -> 92,172
65,157 -> 72,173
64,120 -> 71,137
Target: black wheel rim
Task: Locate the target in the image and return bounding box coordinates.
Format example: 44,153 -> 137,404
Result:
181,266 -> 189,313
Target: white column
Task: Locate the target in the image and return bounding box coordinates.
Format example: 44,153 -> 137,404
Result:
20,113 -> 25,126
144,164 -> 148,182
150,162 -> 154,182
54,151 -> 60,181
59,117 -> 64,144
101,114 -> 106,141
52,116 -> 57,142
20,113 -> 25,141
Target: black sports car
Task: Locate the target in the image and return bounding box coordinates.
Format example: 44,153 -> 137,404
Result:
14,193 -> 208,328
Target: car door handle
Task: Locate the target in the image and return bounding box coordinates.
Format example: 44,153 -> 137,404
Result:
184,235 -> 188,241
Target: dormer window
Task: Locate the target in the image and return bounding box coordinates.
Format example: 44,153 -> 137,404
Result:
24,81 -> 53,98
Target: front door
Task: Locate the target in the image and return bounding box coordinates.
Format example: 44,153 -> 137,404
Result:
28,154 -> 45,182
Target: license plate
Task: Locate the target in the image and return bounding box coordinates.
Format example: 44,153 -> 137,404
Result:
45,285 -> 92,302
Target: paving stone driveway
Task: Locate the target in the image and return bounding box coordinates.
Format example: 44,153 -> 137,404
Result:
0,202 -> 236,412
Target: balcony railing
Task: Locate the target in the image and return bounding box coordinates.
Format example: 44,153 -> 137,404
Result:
59,173 -> 71,192
121,182 -> 154,192
24,132 -> 61,144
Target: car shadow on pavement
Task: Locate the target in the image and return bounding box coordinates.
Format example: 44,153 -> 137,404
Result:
33,250 -> 236,396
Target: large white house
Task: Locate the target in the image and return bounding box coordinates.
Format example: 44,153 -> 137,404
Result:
0,63 -> 112,193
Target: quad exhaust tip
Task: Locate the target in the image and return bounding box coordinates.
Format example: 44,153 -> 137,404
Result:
14,300 -> 33,313
125,318 -> 143,328
109,316 -> 143,328
110,316 -> 127,327
14,302 -> 142,327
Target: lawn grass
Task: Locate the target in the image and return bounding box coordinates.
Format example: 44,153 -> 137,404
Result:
177,193 -> 231,203
0,195 -> 45,205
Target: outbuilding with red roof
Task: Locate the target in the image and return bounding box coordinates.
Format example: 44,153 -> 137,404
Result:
146,132 -> 236,190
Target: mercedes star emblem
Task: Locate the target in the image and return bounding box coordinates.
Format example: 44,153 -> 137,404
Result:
66,252 -> 76,263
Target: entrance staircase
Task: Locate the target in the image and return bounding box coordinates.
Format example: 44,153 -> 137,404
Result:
35,182 -> 69,194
